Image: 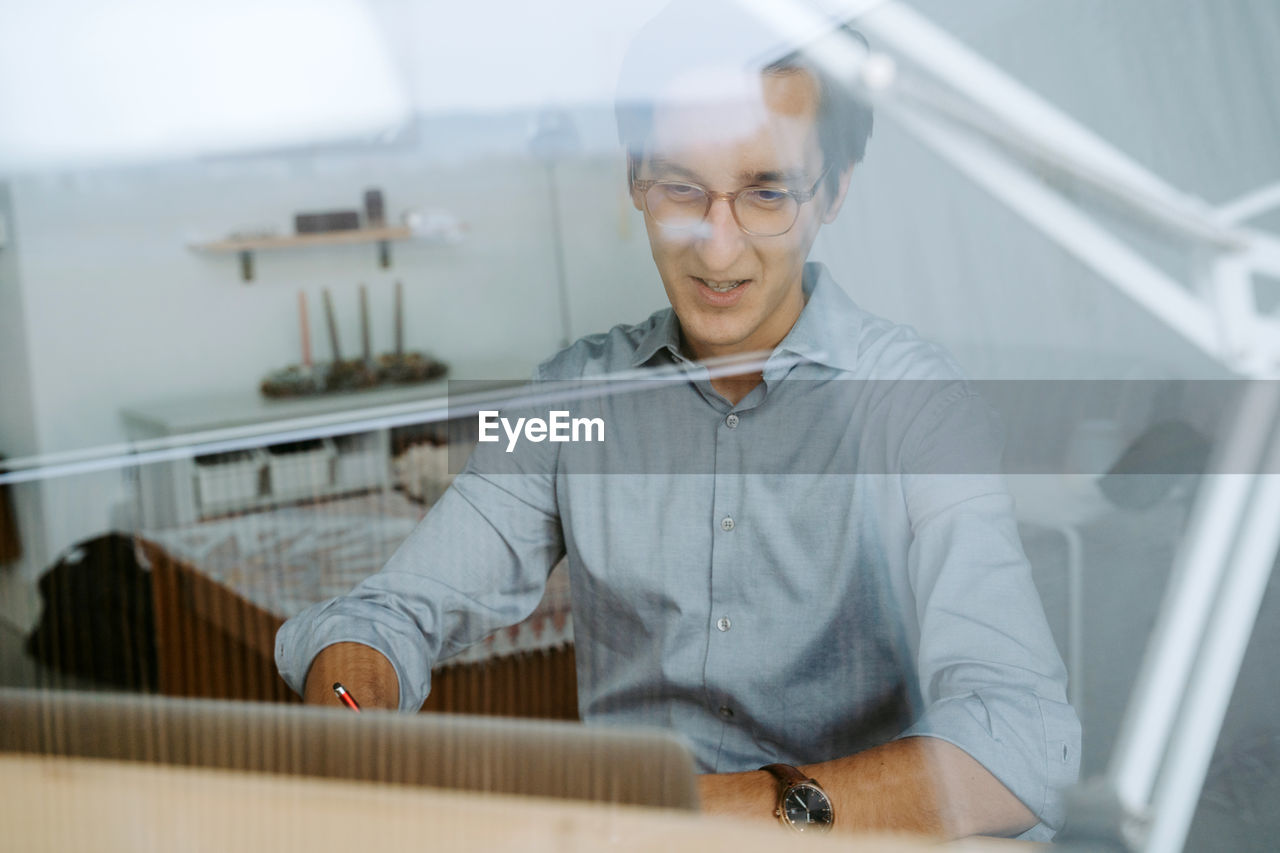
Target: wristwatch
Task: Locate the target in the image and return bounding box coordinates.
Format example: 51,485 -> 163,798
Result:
760,763 -> 835,833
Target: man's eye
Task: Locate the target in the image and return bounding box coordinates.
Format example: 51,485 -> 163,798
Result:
747,188 -> 788,205
662,184 -> 703,199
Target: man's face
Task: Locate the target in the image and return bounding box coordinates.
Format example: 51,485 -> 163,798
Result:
632,69 -> 849,361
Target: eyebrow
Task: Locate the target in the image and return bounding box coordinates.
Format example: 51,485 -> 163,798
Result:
647,158 -> 807,186
647,158 -> 703,182
741,168 -> 806,185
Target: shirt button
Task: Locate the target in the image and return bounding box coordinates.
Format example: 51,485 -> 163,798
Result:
725,413 -> 739,429
717,616 -> 731,632
719,706 -> 734,719
720,516 -> 735,532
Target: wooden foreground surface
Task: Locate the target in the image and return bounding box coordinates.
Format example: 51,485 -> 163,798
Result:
0,754 -> 1038,853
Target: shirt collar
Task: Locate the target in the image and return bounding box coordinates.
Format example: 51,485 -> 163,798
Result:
629,305 -> 685,368
628,262 -> 863,373
768,262 -> 863,375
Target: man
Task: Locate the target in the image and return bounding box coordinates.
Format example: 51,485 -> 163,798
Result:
277,1 -> 1079,839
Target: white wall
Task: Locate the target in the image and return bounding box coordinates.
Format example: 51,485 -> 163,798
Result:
813,117 -> 1234,379
1,118 -> 667,630
812,0 -> 1280,379
9,149 -> 661,455
0,181 -> 46,629
914,0 -> 1280,203
0,184 -> 37,454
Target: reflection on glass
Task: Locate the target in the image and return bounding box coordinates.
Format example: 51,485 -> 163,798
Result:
0,2 -> 1278,851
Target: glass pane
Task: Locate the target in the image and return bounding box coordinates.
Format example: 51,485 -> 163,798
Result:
2,2 -> 1277,850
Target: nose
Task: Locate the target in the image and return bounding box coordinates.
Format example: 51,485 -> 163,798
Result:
694,195 -> 746,271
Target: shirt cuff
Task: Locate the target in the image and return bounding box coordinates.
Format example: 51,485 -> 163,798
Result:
895,687 -> 1081,841
275,596 -> 434,711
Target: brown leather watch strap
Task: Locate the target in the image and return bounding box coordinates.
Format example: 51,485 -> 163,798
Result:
760,763 -> 810,787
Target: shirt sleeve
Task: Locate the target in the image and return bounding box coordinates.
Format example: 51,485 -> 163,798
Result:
274,386 -> 564,712
895,387 -> 1081,841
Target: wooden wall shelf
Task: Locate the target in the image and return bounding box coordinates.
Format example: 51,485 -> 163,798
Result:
191,226 -> 412,282
193,226 -> 410,253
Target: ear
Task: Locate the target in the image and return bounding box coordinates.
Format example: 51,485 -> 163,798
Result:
820,165 -> 855,224
626,154 -> 645,212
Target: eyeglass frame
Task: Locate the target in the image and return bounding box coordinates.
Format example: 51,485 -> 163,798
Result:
630,163 -> 833,237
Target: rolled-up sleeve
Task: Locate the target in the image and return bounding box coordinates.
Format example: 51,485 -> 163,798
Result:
896,389 -> 1081,841
275,401 -> 564,711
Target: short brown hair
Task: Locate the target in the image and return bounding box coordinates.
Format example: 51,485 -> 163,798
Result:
615,5 -> 874,194
762,24 -> 874,193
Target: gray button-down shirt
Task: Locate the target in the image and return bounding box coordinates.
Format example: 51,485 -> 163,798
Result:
277,263 -> 1080,840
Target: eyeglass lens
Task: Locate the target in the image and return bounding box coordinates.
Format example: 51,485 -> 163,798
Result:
644,184 -> 800,236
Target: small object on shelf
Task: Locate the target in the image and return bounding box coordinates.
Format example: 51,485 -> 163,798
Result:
376,351 -> 447,385
364,188 -> 385,227
359,283 -> 372,366
320,287 -> 380,390
325,358 -> 380,392
394,280 -> 404,357
260,281 -> 444,398
259,356 -> 438,398
259,364 -> 322,397
295,210 -> 361,234
322,288 -> 342,363
402,208 -> 466,244
298,290 -> 312,368
366,190 -> 388,264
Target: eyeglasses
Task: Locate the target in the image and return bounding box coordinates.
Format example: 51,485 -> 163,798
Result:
632,166 -> 830,237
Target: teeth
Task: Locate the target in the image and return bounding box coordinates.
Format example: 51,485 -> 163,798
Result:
703,279 -> 745,293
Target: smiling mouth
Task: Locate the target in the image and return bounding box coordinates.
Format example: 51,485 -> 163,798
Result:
697,278 -> 749,293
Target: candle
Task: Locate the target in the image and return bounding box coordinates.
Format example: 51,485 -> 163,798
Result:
298,291 -> 312,368
359,283 -> 371,365
394,280 -> 404,358
323,288 -> 342,363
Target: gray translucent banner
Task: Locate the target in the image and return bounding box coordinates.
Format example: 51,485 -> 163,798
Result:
444,380 -> 1278,478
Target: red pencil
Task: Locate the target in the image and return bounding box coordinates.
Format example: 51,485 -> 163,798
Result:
332,682 -> 361,712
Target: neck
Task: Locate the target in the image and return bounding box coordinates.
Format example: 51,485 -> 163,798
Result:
683,278 -> 810,405
709,372 -> 762,405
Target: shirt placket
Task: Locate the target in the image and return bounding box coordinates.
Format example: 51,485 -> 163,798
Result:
705,404 -> 746,757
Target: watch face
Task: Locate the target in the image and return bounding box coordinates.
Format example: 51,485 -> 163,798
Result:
782,783 -> 834,832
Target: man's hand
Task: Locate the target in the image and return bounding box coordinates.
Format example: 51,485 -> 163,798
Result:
302,642 -> 400,710
697,737 -> 1036,839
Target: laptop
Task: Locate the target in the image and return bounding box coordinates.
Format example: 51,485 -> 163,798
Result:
0,687 -> 700,811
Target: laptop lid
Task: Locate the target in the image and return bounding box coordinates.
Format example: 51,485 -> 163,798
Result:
0,688 -> 700,811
